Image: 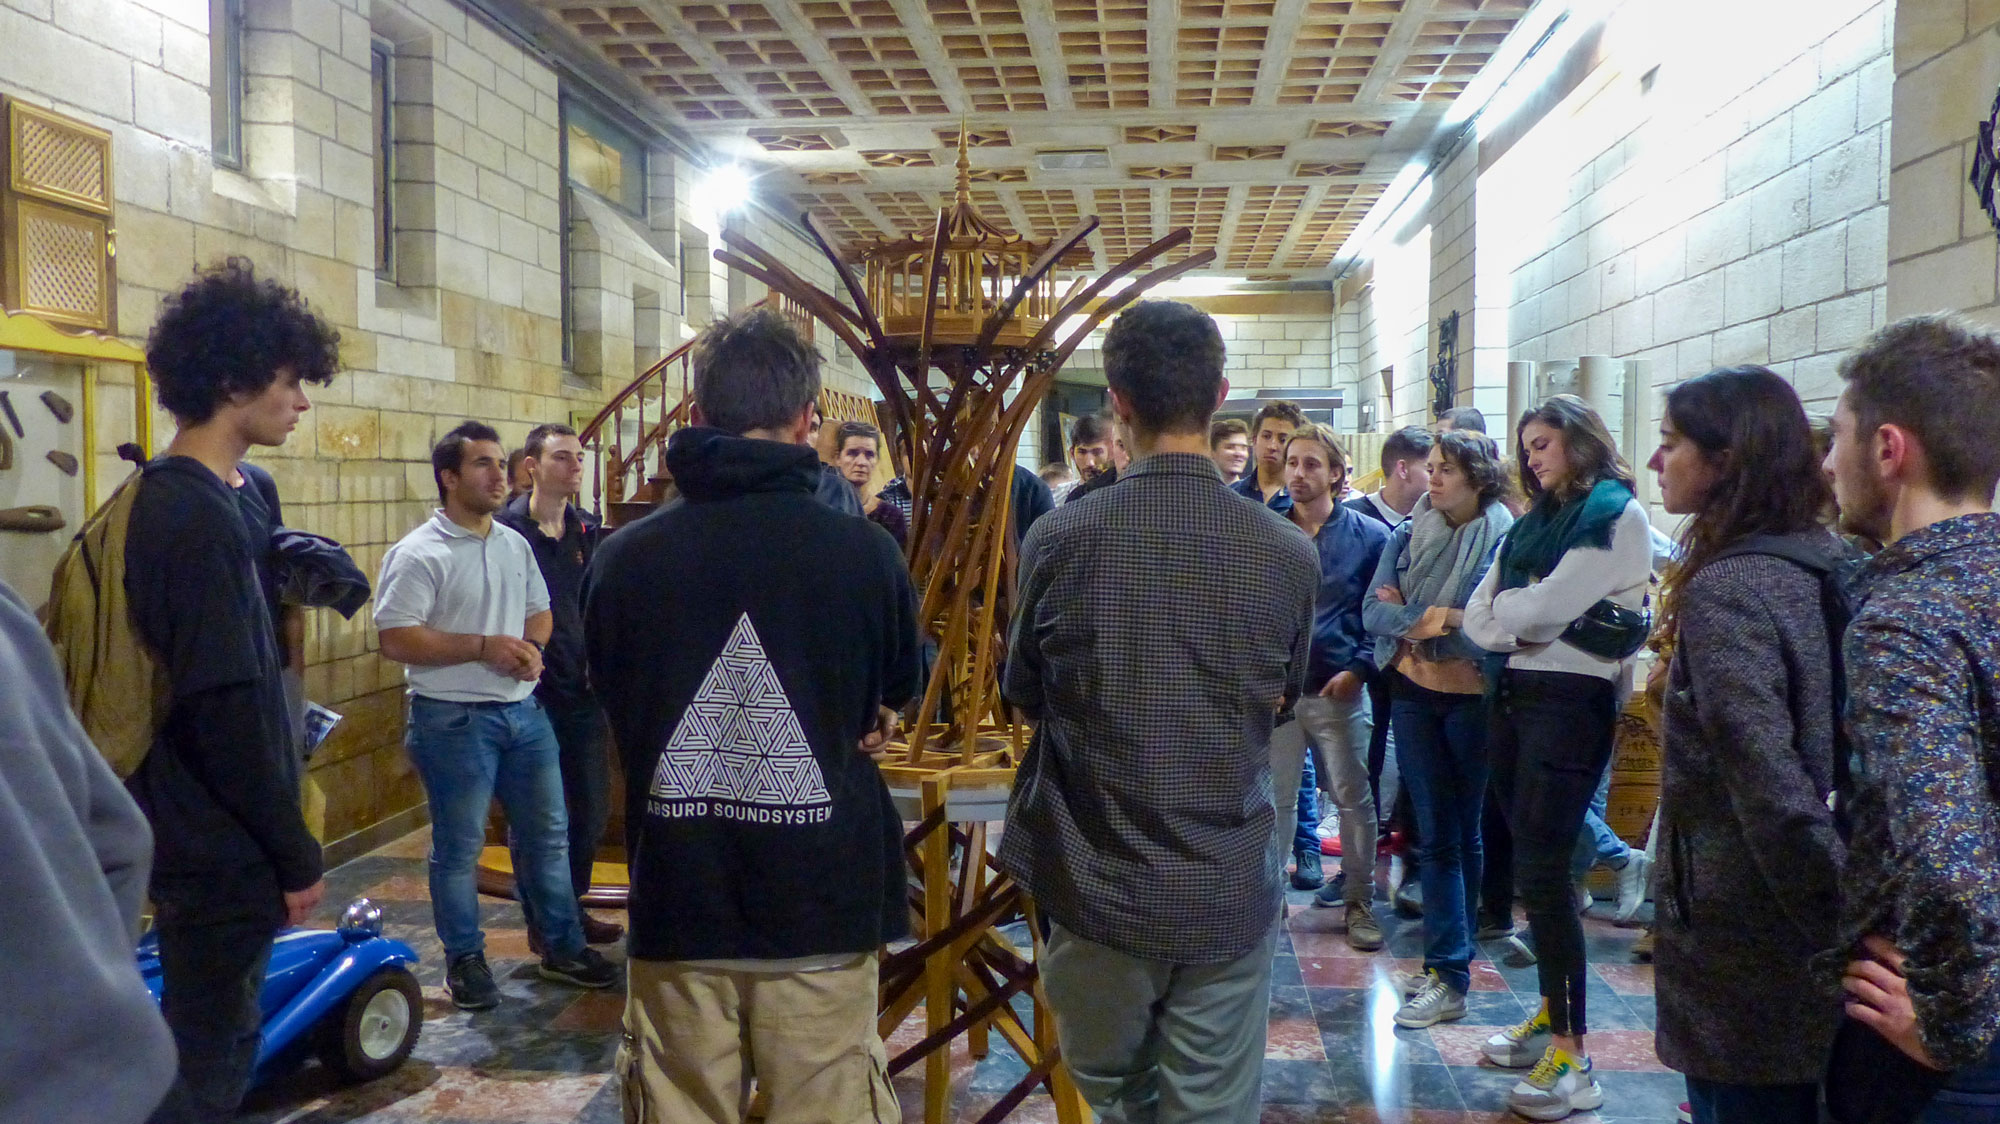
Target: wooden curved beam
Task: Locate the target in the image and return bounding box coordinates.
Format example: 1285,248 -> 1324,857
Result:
1046,248 -> 1219,369
711,250 -> 877,370
1019,228 -> 1196,357
716,233 -> 872,334
799,211 -> 887,347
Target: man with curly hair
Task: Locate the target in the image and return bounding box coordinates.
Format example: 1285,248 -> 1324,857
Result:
129,258 -> 338,1124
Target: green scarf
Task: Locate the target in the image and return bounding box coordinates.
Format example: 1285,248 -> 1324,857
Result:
1496,477 -> 1633,592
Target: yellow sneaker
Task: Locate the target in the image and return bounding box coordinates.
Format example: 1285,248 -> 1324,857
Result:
1482,1001 -> 1552,1068
1507,1044 -> 1604,1120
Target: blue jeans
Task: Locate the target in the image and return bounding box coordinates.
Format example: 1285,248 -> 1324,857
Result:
405,695 -> 583,962
1923,1037 -> 2000,1122
1683,1077 -> 1816,1124
1571,765 -> 1631,879
1390,678 -> 1487,995
1294,750 -> 1320,856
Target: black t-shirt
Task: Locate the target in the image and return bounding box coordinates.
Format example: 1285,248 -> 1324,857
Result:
125,457 -> 321,920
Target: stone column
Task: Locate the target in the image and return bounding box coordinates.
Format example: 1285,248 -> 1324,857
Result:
1507,360 -> 1535,430
1577,354 -> 1618,420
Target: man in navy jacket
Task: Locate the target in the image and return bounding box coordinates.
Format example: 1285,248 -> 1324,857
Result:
1274,424 -> 1390,948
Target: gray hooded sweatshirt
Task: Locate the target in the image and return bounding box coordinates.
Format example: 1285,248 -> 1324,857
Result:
0,579 -> 175,1124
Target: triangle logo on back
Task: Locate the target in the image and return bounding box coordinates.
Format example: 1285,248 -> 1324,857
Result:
650,613 -> 831,812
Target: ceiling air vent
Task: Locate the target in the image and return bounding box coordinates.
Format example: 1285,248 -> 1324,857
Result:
1035,149 -> 1110,171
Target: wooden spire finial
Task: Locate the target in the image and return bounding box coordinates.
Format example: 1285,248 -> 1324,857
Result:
953,119 -> 972,206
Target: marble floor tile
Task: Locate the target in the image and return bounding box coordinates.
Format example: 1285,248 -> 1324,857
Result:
245,827 -> 1686,1123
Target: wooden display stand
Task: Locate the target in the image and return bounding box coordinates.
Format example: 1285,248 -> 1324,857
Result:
876,761 -> 1087,1124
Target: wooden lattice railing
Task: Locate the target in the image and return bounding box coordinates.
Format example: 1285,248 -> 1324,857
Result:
577,293 -> 818,522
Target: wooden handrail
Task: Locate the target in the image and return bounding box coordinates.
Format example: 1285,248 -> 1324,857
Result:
577,293 -> 823,521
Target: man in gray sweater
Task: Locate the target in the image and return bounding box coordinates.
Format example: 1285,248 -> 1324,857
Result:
0,578 -> 176,1124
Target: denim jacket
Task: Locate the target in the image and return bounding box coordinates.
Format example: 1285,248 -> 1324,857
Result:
1362,520 -> 1501,669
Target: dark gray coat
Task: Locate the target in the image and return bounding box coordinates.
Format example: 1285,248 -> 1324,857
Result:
1655,537 -> 1847,1085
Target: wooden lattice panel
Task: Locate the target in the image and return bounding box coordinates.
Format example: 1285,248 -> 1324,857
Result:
6,198 -> 112,329
937,127 -> 1013,148
751,129 -> 843,151
801,170 -> 868,185
929,0 -> 1027,27
1092,188 -> 1154,259
941,31 -> 1033,60
1227,184 -> 1308,270
1309,119 -> 1393,139
8,101 -> 112,214
860,149 -> 938,168
1296,160 -> 1367,177
1168,186 -> 1229,251
1124,123 -> 1201,144
538,0 -> 1536,274
799,1 -> 900,31
2,99 -> 114,330
866,190 -> 940,227
1215,144 -> 1287,161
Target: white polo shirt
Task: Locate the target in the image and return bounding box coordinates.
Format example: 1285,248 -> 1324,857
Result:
374,511 -> 551,703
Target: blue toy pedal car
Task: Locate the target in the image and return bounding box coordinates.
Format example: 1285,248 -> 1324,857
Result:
138,898 -> 423,1084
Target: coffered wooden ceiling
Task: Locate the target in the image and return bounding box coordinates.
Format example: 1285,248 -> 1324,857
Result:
532,0 -> 1534,278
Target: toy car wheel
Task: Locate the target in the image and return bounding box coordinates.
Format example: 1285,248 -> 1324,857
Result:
318,966 -> 422,1082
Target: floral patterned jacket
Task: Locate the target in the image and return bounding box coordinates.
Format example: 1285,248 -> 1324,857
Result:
1839,512 -> 2000,1071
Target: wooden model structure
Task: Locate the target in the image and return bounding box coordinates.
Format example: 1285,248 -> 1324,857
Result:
717,136 -> 1213,1123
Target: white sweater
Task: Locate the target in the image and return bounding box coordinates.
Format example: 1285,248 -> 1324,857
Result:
1464,499 -> 1653,682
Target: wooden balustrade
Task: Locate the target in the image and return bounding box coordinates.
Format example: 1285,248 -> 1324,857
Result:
576,294 -> 826,525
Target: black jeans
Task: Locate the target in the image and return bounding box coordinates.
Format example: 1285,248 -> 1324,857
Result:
145,912 -> 276,1124
1488,668 -> 1618,1036
1685,1078 -> 1818,1124
1479,783 -> 1515,930
543,695 -> 611,903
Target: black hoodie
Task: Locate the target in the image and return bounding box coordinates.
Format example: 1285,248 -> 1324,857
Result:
583,427 -> 921,960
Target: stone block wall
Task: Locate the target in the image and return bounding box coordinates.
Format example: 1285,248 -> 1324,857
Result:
0,0 -> 869,855
1886,0 -> 2000,326
1486,0 -> 1893,413
1337,0 -> 1897,458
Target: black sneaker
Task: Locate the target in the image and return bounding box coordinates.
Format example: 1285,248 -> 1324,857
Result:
448,951 -> 500,1010
538,946 -> 618,989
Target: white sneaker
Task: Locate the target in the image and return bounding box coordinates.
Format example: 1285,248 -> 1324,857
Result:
1398,966 -> 1438,998
1394,975 -> 1468,1028
1484,1004 -> 1552,1068
1574,881 -> 1594,914
1507,1044 -> 1604,1120
1614,849 -> 1652,923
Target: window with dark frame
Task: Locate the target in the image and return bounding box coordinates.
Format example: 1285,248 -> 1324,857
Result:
209,0 -> 244,169
371,37 -> 395,280
562,96 -> 646,217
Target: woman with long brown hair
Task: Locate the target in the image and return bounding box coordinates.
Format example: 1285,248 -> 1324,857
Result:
1364,430 -> 1514,1029
1646,366 -> 1847,1124
1466,395 -> 1654,1120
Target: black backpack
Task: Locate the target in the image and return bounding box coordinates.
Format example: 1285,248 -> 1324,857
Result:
1709,534 -> 1863,839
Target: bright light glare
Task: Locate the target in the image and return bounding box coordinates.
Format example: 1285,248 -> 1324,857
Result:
1336,162 -> 1432,264
694,164 -> 753,220
1440,0 -> 1578,132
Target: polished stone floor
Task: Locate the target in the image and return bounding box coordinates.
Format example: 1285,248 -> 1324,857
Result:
239,828 -> 1680,1124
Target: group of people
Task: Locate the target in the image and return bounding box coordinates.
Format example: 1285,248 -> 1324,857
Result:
1005,303 -> 2000,1124
6,253 -> 1999,1124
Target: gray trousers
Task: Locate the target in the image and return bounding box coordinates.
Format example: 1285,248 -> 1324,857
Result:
1271,694 -> 1376,899
1041,923 -> 1277,1124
